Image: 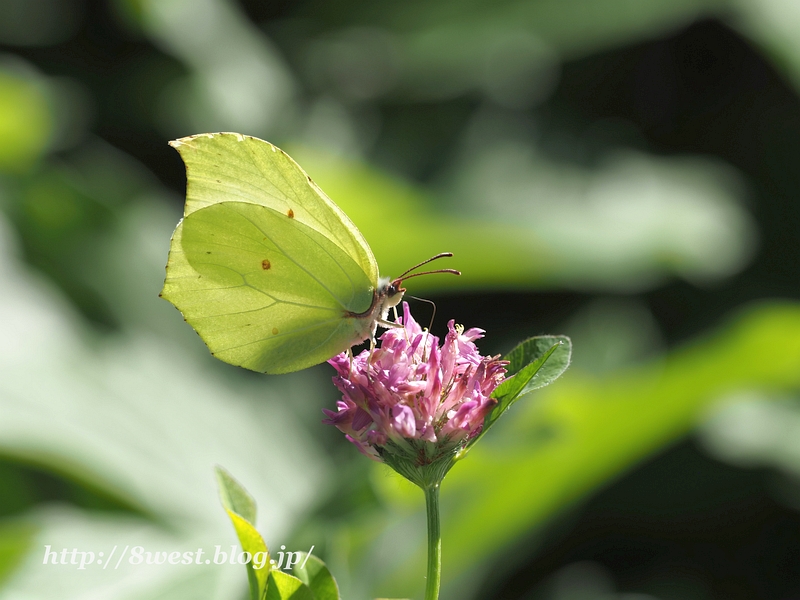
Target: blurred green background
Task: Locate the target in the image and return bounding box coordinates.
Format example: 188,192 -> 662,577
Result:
1,0 -> 800,599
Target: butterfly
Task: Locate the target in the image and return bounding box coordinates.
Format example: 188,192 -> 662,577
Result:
160,132 -> 459,374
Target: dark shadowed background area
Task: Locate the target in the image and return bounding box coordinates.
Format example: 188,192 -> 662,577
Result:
1,1 -> 800,599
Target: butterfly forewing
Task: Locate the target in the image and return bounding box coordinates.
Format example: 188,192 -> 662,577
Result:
170,133 -> 378,285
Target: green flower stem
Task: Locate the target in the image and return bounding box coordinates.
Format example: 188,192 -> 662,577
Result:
424,483 -> 441,600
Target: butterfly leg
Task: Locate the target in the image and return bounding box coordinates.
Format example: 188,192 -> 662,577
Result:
377,318 -> 402,329
366,339 -> 376,382
347,347 -> 354,375
389,305 -> 412,344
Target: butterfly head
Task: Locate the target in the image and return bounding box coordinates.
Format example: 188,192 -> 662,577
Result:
384,276 -> 406,303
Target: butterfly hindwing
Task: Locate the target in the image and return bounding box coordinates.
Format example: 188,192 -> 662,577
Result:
164,202 -> 375,373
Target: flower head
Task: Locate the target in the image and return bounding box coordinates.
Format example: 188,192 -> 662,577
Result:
324,303 -> 507,484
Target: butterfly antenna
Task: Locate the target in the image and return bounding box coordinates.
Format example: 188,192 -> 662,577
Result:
396,268 -> 461,284
396,252 -> 457,280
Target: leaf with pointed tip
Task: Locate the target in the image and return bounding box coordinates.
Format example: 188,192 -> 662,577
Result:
482,336 -> 572,435
216,465 -> 257,523
215,466 -> 270,600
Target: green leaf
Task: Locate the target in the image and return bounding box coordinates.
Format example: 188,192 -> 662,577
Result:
292,552 -> 341,600
503,335 -> 573,380
266,570 -> 315,600
482,336 -> 572,434
215,465 -> 257,524
215,466 -> 271,600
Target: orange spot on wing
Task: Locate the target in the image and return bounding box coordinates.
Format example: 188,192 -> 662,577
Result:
261,259 -> 271,270
287,208 -> 294,218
